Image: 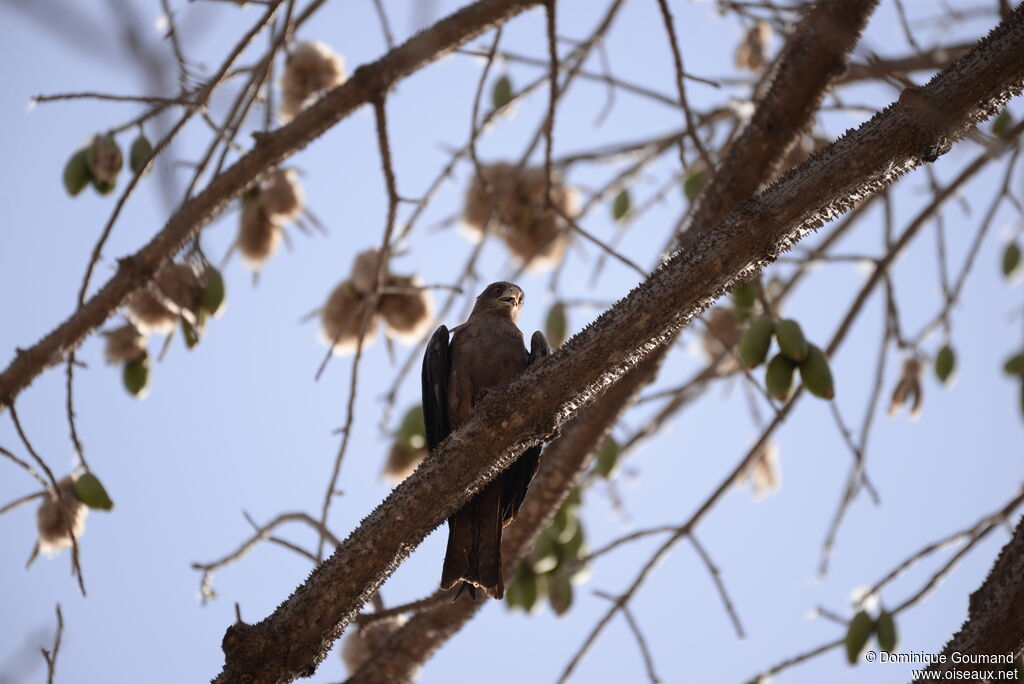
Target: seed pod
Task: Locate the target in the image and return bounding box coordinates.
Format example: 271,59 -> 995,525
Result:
129,134 -> 153,176
799,345 -> 835,400
845,610 -> 875,664
351,249 -> 388,296
63,148 -> 90,196
280,41 -> 347,122
154,262 -> 203,315
383,440 -> 427,485
461,163 -> 577,273
735,20 -> 773,71
237,200 -> 283,270
123,355 -> 152,398
124,290 -> 176,335
774,319 -> 809,362
730,280 -> 757,311
739,440 -> 781,500
888,358 -> 922,418
595,437 -> 621,479
200,267 -> 227,318
875,609 -> 898,653
379,276 -> 434,345
103,323 -> 148,363
765,353 -> 796,401
546,302 -> 567,349
549,573 -> 573,616
739,316 -> 774,369
86,134 -> 122,186
36,475 -> 88,555
1004,352 -> 1024,377
491,75 -> 512,110
74,472 -> 114,511
320,280 -> 379,356
934,345 -> 956,386
611,188 -> 631,223
260,168 -> 305,224
1003,241 -> 1022,280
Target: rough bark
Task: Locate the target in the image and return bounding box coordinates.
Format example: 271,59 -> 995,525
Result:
213,6 -> 1024,682
923,516 -> 1024,680
0,0 -> 543,413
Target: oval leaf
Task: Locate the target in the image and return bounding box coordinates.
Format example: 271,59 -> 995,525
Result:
74,472 -> 114,511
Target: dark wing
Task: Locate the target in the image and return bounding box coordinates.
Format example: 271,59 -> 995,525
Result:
500,330 -> 552,526
528,330 -> 552,366
422,325 -> 452,453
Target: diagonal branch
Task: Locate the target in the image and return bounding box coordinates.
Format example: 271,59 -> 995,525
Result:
213,6 -> 1024,681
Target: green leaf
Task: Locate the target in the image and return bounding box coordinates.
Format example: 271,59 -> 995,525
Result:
875,609 -> 898,653
1004,352 -> 1024,377
492,75 -> 513,110
74,472 -> 114,511
200,266 -> 227,317
129,134 -> 154,176
730,281 -> 757,311
63,148 -> 90,197
684,169 -> 706,202
549,573 -> 573,616
992,109 -> 1012,138
934,345 -> 956,386
595,437 -> 621,479
612,188 -> 631,223
123,356 -> 151,398
546,302 -> 567,349
1003,241 -> 1022,280
181,313 -> 205,350
397,406 -> 426,450
845,610 -> 875,665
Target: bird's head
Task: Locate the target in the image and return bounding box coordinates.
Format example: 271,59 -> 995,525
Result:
473,281 -> 524,322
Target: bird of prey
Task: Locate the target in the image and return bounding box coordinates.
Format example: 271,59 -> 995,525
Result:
422,281 -> 550,600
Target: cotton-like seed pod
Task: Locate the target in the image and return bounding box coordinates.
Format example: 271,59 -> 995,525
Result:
351,249 -> 388,296
462,164 -> 578,272
320,280 -> 379,356
237,199 -> 283,270
735,21 -> 773,71
154,262 -> 203,314
124,289 -> 176,335
741,441 -> 781,500
379,276 -> 434,345
36,475 -> 88,555
341,616 -> 408,675
260,168 -> 305,224
103,323 -> 148,363
280,41 -> 347,122
383,441 -> 427,485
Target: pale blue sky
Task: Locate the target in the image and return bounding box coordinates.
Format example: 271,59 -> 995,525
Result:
1,1 -> 1022,683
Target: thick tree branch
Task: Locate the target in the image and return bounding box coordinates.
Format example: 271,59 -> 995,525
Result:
213,6 -> 1024,682
0,0 -> 544,412
923,514 -> 1024,679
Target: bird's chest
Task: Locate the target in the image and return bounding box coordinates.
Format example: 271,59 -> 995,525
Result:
448,322 -> 527,425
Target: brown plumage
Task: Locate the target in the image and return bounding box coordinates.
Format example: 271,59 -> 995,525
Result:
422,282 -> 550,600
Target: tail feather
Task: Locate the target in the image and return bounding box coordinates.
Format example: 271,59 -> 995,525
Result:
440,479 -> 505,599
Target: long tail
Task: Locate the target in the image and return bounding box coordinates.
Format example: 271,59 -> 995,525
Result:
440,478 -> 505,599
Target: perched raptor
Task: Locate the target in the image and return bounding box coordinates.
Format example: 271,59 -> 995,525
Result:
422,281 -> 550,600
